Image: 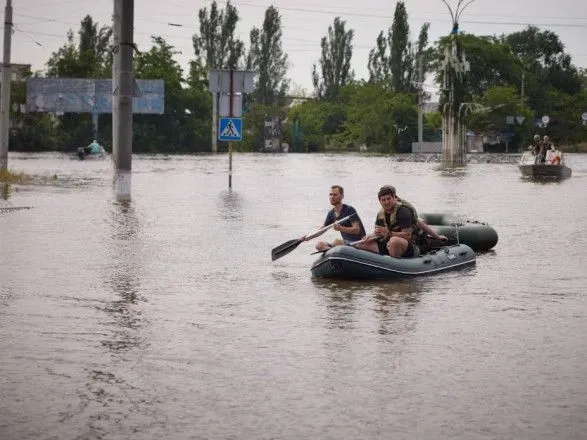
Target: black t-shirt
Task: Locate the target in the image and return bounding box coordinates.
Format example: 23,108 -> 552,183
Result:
376,205 -> 413,231
324,204 -> 366,242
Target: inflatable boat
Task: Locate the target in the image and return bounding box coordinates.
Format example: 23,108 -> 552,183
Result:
420,213 -> 498,252
311,243 -> 476,280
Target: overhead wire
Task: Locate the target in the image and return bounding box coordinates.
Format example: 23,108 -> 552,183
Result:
8,5 -> 586,73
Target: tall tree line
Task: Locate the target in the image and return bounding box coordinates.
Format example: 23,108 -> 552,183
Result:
8,1 -> 586,153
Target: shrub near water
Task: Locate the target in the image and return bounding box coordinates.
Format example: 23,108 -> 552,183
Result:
0,168 -> 29,184
0,169 -> 59,185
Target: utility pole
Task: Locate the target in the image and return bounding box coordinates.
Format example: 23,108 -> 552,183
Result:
0,0 -> 13,170
112,0 -> 134,199
212,93 -> 218,153
418,54 -> 423,153
113,0 -> 133,172
112,1 -> 120,164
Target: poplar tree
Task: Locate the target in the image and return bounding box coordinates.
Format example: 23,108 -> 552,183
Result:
192,0 -> 244,69
312,17 -> 354,100
46,15 -> 112,78
367,2 -> 430,93
246,6 -> 289,106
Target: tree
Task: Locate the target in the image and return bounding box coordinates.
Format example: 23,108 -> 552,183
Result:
389,2 -> 412,93
246,6 -> 289,106
46,15 -> 112,78
368,2 -> 430,94
503,26 -> 582,112
580,68 -> 587,91
133,37 -> 185,152
312,17 -> 354,100
192,0 -> 244,69
337,82 -> 396,150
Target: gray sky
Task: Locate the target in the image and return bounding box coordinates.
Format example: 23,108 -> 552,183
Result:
6,0 -> 587,95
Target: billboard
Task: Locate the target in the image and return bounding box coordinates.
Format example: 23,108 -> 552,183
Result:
26,78 -> 164,114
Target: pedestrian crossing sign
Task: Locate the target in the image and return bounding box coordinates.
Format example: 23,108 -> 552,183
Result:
218,117 -> 242,141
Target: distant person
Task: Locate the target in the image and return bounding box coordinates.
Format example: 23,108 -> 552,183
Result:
302,185 -> 366,251
530,134 -> 541,156
88,140 -> 101,154
534,136 -> 548,165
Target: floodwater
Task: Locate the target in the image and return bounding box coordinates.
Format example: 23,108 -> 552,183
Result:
1,152 -> 587,440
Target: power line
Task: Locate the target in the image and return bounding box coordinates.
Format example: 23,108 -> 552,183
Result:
13,25 -> 45,47
13,8 -> 587,30
232,2 -> 587,28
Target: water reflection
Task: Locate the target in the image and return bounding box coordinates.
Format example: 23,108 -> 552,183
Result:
313,278 -> 424,335
313,279 -> 362,330
100,199 -> 146,352
371,281 -> 423,335
1,183 -> 11,200
113,172 -> 132,202
437,164 -> 468,177
217,189 -> 244,222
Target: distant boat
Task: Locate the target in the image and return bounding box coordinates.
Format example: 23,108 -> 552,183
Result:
75,144 -> 107,160
518,149 -> 571,180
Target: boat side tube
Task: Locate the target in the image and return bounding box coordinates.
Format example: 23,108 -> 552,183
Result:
311,243 -> 476,280
420,213 -> 498,252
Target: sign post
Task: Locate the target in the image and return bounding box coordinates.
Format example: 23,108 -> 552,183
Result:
229,70 -> 234,189
208,69 -> 254,188
582,112 -> 587,126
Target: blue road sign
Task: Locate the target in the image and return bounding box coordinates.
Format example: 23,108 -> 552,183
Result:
218,117 -> 242,142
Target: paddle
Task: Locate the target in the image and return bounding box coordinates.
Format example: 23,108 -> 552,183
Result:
271,213 -> 356,261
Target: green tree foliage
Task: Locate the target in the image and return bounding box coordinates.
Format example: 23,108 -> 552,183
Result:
503,26 -> 582,114
192,0 -> 244,69
287,99 -> 345,150
46,15 -> 112,78
185,62 -> 214,150
467,85 -> 533,146
579,68 -> 587,91
389,2 -> 412,93
338,83 -> 393,148
134,37 -> 198,152
10,67 -> 60,152
288,83 -> 418,153
312,17 -> 354,100
246,6 -> 289,106
368,2 -> 430,94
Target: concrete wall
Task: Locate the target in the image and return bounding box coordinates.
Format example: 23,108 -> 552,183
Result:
412,141 -> 442,153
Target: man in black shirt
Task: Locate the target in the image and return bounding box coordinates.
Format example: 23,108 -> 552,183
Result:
356,185 -> 419,258
302,185 -> 366,251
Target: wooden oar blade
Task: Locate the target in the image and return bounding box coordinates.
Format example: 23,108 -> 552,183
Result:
271,238 -> 302,261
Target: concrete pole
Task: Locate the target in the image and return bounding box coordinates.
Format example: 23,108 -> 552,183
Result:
212,92 -> 218,153
114,0 -> 133,172
112,0 -> 120,163
417,54 -> 423,152
0,0 -> 12,170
